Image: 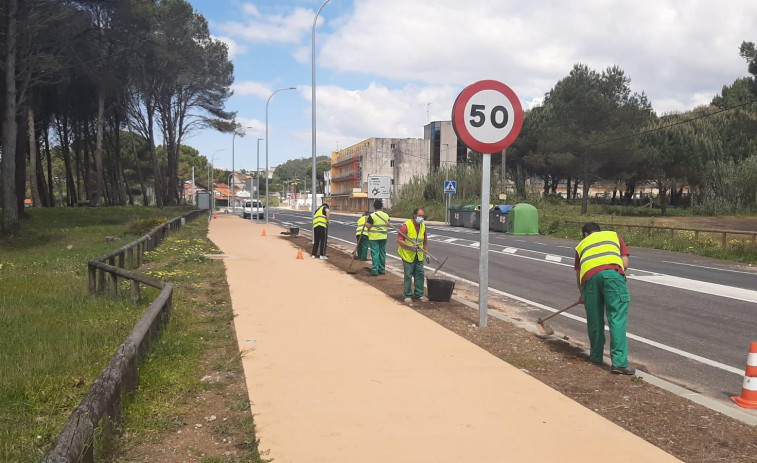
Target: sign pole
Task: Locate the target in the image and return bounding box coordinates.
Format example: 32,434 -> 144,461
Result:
479,153 -> 491,327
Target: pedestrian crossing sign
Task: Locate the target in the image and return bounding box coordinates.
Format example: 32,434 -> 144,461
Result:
444,180 -> 457,194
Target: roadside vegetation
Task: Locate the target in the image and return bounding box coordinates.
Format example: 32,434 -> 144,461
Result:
0,207 -> 262,463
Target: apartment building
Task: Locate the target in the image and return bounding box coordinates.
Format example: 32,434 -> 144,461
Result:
329,137 -> 430,212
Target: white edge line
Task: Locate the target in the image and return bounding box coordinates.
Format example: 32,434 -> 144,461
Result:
662,260 -> 757,276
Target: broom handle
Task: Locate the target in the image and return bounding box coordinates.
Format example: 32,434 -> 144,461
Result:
539,301 -> 582,324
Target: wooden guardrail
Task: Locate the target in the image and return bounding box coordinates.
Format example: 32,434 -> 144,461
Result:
43,209 -> 205,463
564,220 -> 757,250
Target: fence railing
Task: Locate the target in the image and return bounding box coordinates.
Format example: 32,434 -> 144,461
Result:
43,209 -> 205,463
564,220 -> 757,250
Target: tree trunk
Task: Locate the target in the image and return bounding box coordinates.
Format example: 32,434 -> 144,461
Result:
45,126 -> 54,206
572,179 -> 580,199
2,0 -> 19,233
580,161 -> 590,214
658,179 -> 668,215
94,92 -> 105,205
28,107 -> 42,207
126,119 -> 149,205
15,112 -> 27,217
566,177 -> 571,199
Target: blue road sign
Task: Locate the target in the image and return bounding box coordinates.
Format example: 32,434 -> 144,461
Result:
444,180 -> 457,194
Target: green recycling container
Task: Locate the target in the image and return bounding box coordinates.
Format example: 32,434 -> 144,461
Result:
505,203 -> 539,235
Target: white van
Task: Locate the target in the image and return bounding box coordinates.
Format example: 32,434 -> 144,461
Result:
243,200 -> 265,219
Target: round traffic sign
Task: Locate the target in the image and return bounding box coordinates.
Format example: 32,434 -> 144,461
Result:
451,80 -> 524,153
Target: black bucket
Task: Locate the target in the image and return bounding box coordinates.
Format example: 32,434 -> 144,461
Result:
289,226 -> 299,235
426,278 -> 455,302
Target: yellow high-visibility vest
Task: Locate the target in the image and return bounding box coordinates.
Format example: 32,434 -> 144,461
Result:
356,216 -> 368,236
313,206 -> 328,228
575,230 -> 624,283
397,220 -> 426,262
367,211 -> 389,240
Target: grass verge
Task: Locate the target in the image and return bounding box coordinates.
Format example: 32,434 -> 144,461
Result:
0,206 -> 190,463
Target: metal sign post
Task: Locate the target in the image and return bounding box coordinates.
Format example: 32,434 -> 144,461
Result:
451,80 -> 523,328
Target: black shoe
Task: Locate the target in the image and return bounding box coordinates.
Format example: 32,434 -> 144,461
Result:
611,366 -> 636,375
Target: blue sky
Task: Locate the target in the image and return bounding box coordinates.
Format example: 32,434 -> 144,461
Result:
185,0 -> 757,172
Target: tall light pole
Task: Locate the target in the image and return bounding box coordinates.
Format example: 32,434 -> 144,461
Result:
265,87 -> 297,223
312,0 -> 331,219
255,138 -> 264,222
444,143 -> 450,224
232,126 -> 253,215
209,149 -> 225,216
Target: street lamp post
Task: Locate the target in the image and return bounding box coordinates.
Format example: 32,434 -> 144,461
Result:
227,173 -> 234,210
312,0 -> 331,219
232,126 -> 253,215
208,149 -> 225,217
265,87 -> 297,223
444,143 -> 450,224
255,138 -> 264,222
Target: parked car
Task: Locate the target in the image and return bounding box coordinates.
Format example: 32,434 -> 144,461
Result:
243,200 -> 265,219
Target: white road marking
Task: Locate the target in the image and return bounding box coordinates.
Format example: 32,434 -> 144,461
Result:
503,247 -> 518,254
629,274 -> 757,304
661,260 -> 757,276
443,238 -> 459,243
545,255 -> 563,263
470,242 -> 480,248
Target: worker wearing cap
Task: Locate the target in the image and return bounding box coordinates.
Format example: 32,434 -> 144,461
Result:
311,203 -> 330,259
575,222 -> 634,375
355,211 -> 370,261
364,199 -> 389,275
397,208 -> 429,303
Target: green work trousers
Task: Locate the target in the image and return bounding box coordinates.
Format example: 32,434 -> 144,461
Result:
357,235 -> 369,261
369,239 -> 386,275
403,257 -> 425,298
582,269 -> 631,367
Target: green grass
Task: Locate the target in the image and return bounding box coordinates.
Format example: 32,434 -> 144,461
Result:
0,206 -> 190,463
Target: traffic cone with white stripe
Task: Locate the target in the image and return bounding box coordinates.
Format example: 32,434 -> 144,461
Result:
731,342 -> 757,409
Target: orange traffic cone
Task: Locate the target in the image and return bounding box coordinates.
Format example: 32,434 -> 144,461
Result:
261,229 -> 267,237
296,249 -> 304,259
212,214 -> 217,219
731,341 -> 757,408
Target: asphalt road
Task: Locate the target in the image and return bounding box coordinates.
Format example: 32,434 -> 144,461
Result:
262,209 -> 757,406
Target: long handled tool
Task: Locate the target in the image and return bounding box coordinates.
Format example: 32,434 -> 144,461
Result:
536,301 -> 582,336
347,222 -> 368,275
388,221 -> 448,275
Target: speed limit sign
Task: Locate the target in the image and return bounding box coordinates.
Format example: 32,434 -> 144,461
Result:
451,80 -> 523,153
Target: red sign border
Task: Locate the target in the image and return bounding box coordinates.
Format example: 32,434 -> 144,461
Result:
451,80 -> 524,154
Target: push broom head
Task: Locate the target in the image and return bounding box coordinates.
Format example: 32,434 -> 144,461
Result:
536,318 -> 555,336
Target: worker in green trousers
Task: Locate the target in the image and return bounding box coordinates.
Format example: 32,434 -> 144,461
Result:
365,199 -> 389,276
575,222 -> 634,375
355,212 -> 370,261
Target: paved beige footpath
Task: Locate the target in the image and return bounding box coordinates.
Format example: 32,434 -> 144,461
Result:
210,215 -> 682,463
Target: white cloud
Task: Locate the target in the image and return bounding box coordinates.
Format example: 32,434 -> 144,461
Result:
319,0 -> 757,114
218,5 -> 316,44
292,82 -> 459,154
232,81 -> 273,99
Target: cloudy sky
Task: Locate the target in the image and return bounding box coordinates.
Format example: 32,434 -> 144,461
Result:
187,0 -> 756,171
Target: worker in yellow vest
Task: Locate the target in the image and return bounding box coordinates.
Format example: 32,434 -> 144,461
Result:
311,203 -> 330,259
397,208 -> 429,303
574,222 -> 634,375
355,211 -> 370,261
364,199 -> 389,275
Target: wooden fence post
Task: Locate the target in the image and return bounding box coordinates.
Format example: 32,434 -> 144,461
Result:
131,280 -> 140,303
694,231 -> 699,243
118,252 -> 125,269
137,242 -> 143,267
88,264 -> 96,294
126,247 -> 133,270
670,228 -> 675,240
722,232 -> 728,248
97,268 -> 106,294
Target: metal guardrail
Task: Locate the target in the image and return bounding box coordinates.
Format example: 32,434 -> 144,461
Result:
43,209 -> 205,463
564,220 -> 757,249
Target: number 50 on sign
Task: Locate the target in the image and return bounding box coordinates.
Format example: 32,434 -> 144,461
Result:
451,80 -> 523,154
